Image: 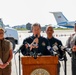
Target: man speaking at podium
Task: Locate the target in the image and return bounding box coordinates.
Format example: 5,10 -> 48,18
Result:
21,23 -> 51,57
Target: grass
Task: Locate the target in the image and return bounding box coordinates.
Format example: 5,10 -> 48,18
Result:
14,28 -> 73,31
54,28 -> 73,30
15,28 -> 27,31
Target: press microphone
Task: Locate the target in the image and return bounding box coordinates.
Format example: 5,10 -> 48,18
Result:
25,42 -> 31,56
47,46 -> 57,56
15,44 -> 25,54
15,42 -> 30,55
52,44 -> 60,56
33,34 -> 38,59
59,45 -> 72,57
32,34 -> 38,47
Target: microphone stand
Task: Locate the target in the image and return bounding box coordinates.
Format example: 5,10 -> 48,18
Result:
18,49 -> 21,75
63,51 -> 67,75
14,48 -> 21,75
33,48 -> 38,59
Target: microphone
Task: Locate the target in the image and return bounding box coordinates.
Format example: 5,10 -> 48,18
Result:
47,46 -> 57,56
33,34 -> 38,59
15,44 -> 25,54
59,45 -> 72,57
52,44 -> 60,56
15,42 -> 30,55
32,34 -> 38,46
24,42 -> 31,56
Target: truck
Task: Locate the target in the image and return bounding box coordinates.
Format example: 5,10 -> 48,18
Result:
0,18 -> 19,50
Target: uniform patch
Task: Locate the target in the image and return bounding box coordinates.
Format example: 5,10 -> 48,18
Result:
54,42 -> 58,45
42,42 -> 46,46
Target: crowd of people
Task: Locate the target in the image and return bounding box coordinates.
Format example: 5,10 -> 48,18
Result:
0,23 -> 76,75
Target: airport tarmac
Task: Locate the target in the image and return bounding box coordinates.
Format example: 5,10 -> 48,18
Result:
11,30 -> 74,75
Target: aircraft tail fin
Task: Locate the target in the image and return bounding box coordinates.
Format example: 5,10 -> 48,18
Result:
50,12 -> 68,25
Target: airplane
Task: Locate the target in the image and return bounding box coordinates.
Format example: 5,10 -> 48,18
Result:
50,12 -> 76,28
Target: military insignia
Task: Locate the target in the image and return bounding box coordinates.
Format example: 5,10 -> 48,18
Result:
54,42 -> 58,45
42,42 -> 46,46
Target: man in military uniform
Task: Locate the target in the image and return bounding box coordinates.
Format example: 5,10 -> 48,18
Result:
0,28 -> 13,75
21,23 -> 51,57
66,24 -> 76,75
46,25 -> 64,75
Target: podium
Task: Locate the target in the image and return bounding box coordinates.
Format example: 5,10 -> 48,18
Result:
21,56 -> 58,75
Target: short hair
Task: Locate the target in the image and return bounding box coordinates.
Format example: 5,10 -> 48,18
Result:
46,25 -> 53,31
31,23 -> 41,30
0,28 -> 4,32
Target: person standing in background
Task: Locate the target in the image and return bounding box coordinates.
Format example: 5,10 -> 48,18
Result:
46,25 -> 64,75
66,24 -> 76,75
0,28 -> 13,75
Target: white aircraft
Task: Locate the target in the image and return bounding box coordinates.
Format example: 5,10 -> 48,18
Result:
50,12 -> 75,28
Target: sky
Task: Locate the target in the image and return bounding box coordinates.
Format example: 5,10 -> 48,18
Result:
0,0 -> 76,27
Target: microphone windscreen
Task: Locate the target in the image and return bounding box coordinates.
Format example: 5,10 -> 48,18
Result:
47,46 -> 51,50
52,45 -> 58,51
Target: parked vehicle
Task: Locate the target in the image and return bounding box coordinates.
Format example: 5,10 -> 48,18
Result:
0,18 -> 19,50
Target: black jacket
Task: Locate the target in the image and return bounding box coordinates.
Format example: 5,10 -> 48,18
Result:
47,37 -> 64,59
21,35 -> 51,56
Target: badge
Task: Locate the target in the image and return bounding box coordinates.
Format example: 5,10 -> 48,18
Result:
54,42 -> 58,45
42,42 -> 46,46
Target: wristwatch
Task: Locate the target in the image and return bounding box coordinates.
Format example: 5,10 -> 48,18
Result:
6,62 -> 9,65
